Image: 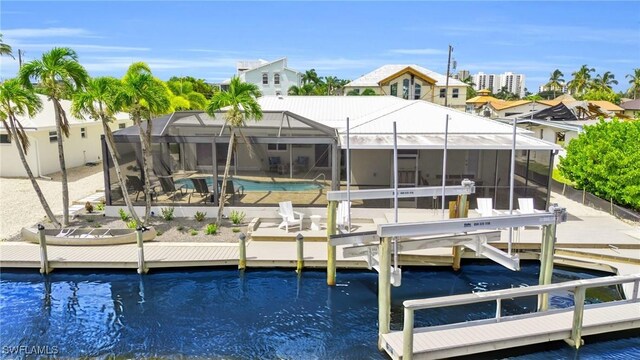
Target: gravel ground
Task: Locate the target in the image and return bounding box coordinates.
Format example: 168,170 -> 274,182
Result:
0,164 -> 105,241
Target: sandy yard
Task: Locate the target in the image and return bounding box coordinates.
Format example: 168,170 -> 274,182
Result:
0,164 -> 105,240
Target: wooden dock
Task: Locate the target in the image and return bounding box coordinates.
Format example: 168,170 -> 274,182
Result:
381,275 -> 640,360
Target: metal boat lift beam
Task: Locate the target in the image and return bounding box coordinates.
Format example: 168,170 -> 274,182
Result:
326,181 -> 475,202
378,207 -> 568,238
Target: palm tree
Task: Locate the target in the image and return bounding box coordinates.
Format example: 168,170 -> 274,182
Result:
18,47 -> 89,226
625,68 -> 640,99
288,83 -> 316,96
593,71 -> 618,90
302,69 -> 320,85
324,76 -> 338,95
462,76 -> 477,99
205,76 -> 262,224
544,69 -> 565,98
117,62 -> 171,224
567,65 -> 594,96
0,79 -> 60,227
72,77 -> 141,224
0,34 -> 14,58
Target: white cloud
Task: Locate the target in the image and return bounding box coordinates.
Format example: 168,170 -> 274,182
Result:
80,56 -> 238,73
292,58 -> 379,71
15,43 -> 150,52
3,27 -> 93,39
388,48 -> 447,55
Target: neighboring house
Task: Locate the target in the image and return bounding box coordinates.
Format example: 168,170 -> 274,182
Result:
466,91 -> 551,118
220,57 -> 302,96
0,94 -> 132,177
620,99 -> 640,118
343,65 -> 468,110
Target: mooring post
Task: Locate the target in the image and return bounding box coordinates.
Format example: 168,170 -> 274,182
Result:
378,236 -> 391,350
37,224 -> 49,274
452,193 -> 468,271
296,233 -> 304,274
326,201 -> 337,286
402,307 -> 415,360
136,227 -> 147,274
566,285 -> 586,349
238,233 -> 247,270
538,206 -> 560,311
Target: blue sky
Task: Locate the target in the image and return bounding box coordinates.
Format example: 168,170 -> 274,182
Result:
1,1 -> 639,92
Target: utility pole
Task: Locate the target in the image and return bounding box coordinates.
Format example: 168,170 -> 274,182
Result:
444,45 -> 453,107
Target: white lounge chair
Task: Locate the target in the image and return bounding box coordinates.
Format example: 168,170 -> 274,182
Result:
518,198 -> 545,214
476,198 -> 499,217
336,201 -> 351,232
278,201 -> 304,232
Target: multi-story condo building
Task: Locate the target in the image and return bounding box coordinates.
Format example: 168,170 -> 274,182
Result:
473,72 -> 526,97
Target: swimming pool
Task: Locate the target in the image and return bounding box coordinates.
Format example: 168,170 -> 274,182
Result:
176,177 -> 323,192
1,263 -> 638,359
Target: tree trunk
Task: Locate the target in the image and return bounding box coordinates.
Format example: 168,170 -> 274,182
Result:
9,115 -> 61,228
52,98 -> 69,226
101,120 -> 141,224
216,131 -> 235,224
136,113 -> 153,225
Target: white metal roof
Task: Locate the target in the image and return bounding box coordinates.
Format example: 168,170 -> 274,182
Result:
1,94 -> 129,131
346,64 -> 467,87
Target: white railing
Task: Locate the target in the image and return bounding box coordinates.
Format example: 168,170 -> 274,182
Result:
311,173 -> 326,185
401,274 -> 640,360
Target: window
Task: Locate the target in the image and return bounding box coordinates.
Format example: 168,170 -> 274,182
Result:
262,73 -> 269,85
390,82 -> 398,96
402,79 -> 410,99
81,127 -> 87,138
268,143 -> 287,151
274,73 -> 280,85
0,134 -> 10,144
439,88 -> 446,98
49,131 -> 57,143
119,123 -> 126,129
414,83 -> 421,99
452,89 -> 459,98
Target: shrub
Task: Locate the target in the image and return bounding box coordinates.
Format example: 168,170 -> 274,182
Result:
85,218 -> 94,223
205,223 -> 218,235
156,230 -> 163,236
118,209 -> 130,222
194,211 -> 207,222
126,220 -> 138,229
92,223 -> 102,228
559,118 -> 640,210
176,225 -> 184,231
232,227 -> 241,233
190,229 -> 198,236
161,207 -> 175,221
85,201 -> 94,213
229,210 -> 246,225
95,202 -> 105,211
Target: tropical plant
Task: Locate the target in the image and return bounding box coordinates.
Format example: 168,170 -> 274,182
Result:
462,76 -> 476,99
118,208 -> 131,222
176,225 -> 184,231
567,65 -> 595,96
324,76 -> 339,95
161,207 -> 174,221
117,62 -> 171,223
302,69 -> 320,85
229,210 -> 245,225
126,220 -> 138,229
232,227 -> 241,233
544,69 -> 565,98
593,71 -> 618,90
72,76 -> 141,224
625,68 -> 640,99
205,76 -> 263,224
194,211 -> 207,222
85,201 -> 94,213
0,34 -> 14,58
361,88 -> 377,96
190,229 -> 198,236
19,47 -> 89,226
580,87 -> 621,104
95,202 -> 105,211
288,83 -> 316,96
494,86 -> 518,100
559,118 -> 640,210
205,223 -> 218,235
0,79 -> 60,227
168,76 -> 217,98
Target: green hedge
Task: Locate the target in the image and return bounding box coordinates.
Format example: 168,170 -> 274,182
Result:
559,118 -> 640,210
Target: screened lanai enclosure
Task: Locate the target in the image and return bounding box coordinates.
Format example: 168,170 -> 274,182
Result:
103,104 -> 557,210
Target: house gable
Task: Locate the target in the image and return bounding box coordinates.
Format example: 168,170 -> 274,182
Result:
378,66 -> 437,86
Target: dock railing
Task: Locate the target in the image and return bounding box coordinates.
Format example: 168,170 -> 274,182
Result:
402,274 -> 640,360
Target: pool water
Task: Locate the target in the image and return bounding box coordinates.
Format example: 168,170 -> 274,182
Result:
1,263 -> 638,359
176,177 -> 323,192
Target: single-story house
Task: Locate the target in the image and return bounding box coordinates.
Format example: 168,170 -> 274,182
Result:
0,94 -> 133,177
106,96 -> 559,210
343,65 -> 468,111
620,99 -> 640,118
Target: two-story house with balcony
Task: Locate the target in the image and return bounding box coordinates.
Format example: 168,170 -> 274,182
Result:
221,57 -> 302,96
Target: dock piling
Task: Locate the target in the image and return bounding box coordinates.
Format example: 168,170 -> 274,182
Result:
566,286 -> 586,349
326,201 -> 337,285
296,233 -> 304,274
378,236 -> 391,349
238,233 -> 247,270
37,224 -> 49,274
403,307 -> 415,360
136,227 -> 147,274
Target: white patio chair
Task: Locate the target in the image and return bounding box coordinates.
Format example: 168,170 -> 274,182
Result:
278,201 -> 304,232
518,198 -> 545,214
336,201 -> 351,232
476,198 -> 499,217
